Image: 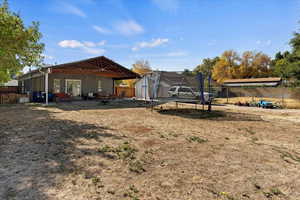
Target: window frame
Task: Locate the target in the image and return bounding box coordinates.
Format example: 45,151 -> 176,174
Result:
53,79 -> 61,93
98,80 -> 102,92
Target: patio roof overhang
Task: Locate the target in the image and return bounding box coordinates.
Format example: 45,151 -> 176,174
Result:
50,56 -> 140,80
18,56 -> 140,80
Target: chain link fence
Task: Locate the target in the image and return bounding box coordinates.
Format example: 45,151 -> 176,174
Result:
211,86 -> 300,109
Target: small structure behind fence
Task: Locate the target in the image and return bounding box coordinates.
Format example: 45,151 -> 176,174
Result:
115,86 -> 135,98
0,86 -> 29,104
214,86 -> 300,109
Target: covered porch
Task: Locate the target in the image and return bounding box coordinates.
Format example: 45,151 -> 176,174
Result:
18,56 -> 140,103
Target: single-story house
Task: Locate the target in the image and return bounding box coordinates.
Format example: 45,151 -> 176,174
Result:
222,77 -> 282,87
18,56 -> 139,100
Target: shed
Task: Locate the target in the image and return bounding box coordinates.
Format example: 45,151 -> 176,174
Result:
222,77 -> 282,87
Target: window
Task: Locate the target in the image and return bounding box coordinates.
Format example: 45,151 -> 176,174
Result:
98,80 -> 102,92
178,87 -> 192,93
53,79 -> 60,93
169,87 -> 176,92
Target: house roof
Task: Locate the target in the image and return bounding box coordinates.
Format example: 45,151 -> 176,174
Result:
223,77 -> 282,83
19,56 -> 140,80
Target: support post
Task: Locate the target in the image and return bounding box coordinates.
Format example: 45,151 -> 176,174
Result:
226,87 -> 229,103
45,69 -> 49,105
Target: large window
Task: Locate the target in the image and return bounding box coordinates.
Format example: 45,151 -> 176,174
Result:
53,79 -> 61,93
98,80 -> 102,92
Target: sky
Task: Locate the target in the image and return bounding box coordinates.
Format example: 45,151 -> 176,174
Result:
8,0 -> 300,71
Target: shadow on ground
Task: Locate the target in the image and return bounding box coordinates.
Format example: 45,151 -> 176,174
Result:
0,104 -> 124,200
41,99 -> 151,111
156,108 -> 261,121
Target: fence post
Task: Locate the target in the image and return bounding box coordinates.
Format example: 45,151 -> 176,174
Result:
281,86 -> 284,108
226,87 -> 229,103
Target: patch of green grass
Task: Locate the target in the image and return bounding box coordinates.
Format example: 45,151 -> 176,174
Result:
123,185 -> 140,200
186,136 -> 208,143
129,160 -> 145,173
98,142 -> 137,160
98,145 -> 114,153
219,192 -> 235,200
270,188 -> 283,196
91,176 -> 101,185
114,142 -> 137,160
129,185 -> 139,193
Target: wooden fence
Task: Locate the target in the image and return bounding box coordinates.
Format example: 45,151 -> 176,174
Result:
0,93 -> 27,104
115,87 -> 135,98
0,86 -> 19,94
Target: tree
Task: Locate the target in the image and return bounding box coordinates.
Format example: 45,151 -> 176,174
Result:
212,57 -> 232,83
212,50 -> 240,83
272,32 -> 300,81
211,50 -> 273,83
182,69 -> 194,76
287,32 -> 300,79
193,57 -> 219,77
123,60 -> 152,87
0,0 -> 44,83
251,52 -> 272,77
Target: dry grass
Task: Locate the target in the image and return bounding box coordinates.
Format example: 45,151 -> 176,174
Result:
0,101 -> 300,200
214,97 -> 300,109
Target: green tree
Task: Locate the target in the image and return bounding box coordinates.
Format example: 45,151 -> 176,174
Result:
193,57 -> 219,77
0,0 -> 44,83
287,32 -> 300,79
182,69 -> 194,76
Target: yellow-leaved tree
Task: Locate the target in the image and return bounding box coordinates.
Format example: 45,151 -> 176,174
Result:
212,50 -> 272,83
123,60 -> 152,87
212,50 -> 240,83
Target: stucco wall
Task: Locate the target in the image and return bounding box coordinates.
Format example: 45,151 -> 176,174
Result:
19,73 -> 114,96
48,74 -> 114,95
49,74 -> 114,95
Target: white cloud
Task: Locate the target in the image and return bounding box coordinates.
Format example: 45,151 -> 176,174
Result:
97,40 -> 106,46
93,25 -> 111,34
83,41 -> 96,47
152,0 -> 179,12
58,40 -> 106,55
115,20 -> 144,36
58,40 -> 84,48
256,40 -> 272,47
61,2 -> 87,18
132,38 -> 169,51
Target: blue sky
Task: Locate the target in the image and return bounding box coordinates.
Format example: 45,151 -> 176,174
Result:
9,0 -> 300,71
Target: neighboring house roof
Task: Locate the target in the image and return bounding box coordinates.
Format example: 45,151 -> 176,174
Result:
223,77 -> 282,87
18,56 -> 140,80
3,80 -> 18,86
159,71 -> 191,86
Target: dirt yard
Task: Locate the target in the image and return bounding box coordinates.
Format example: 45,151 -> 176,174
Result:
0,101 -> 300,200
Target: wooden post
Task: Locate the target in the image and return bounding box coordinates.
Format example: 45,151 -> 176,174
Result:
281,86 -> 284,108
45,69 -> 49,105
226,87 -> 229,103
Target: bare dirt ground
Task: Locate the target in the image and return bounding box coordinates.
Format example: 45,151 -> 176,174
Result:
0,101 -> 300,200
